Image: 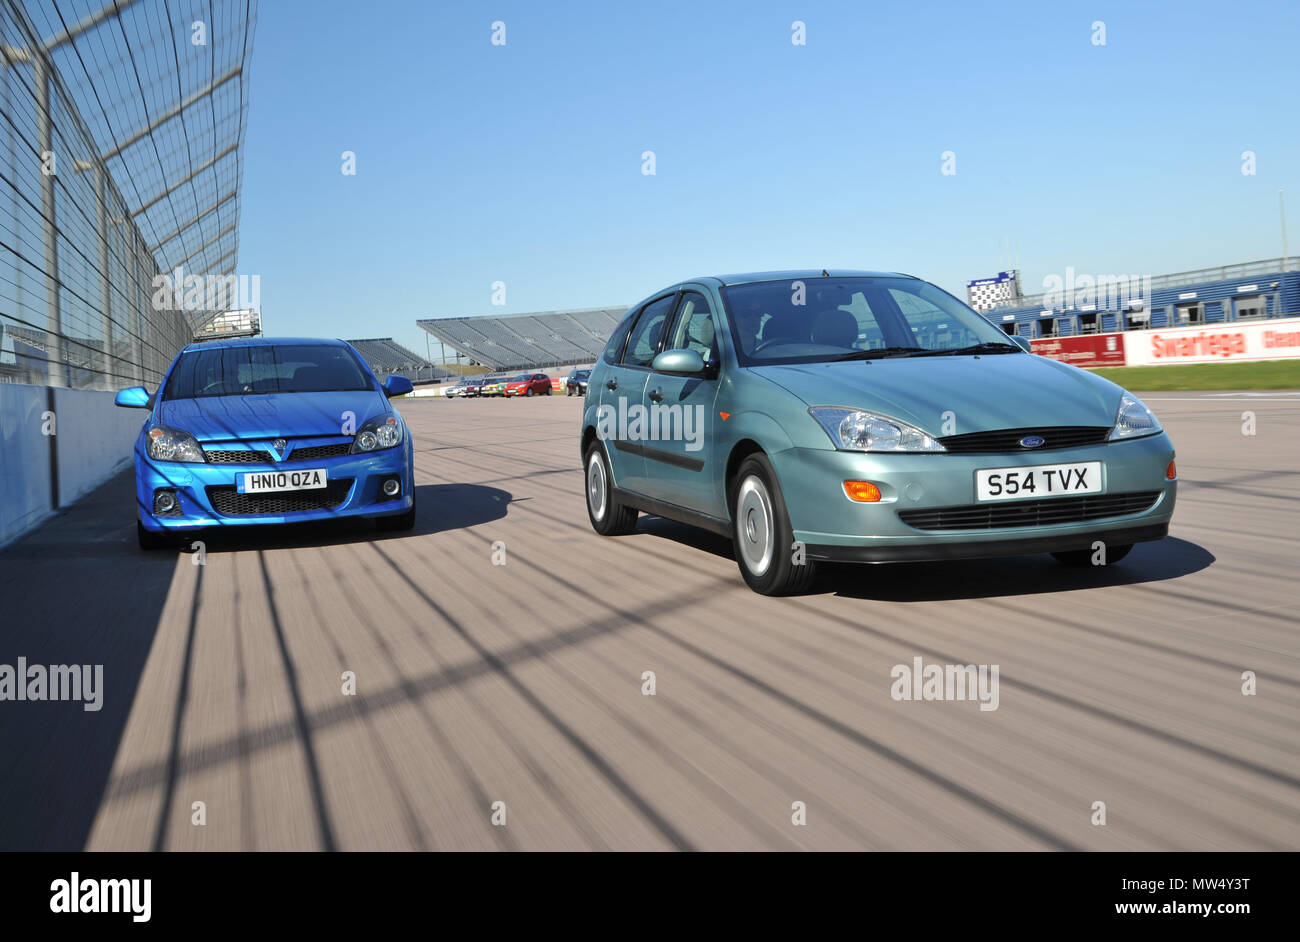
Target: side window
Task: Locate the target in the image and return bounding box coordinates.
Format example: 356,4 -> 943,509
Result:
601,310 -> 638,365
621,294 -> 676,367
667,291 -> 717,365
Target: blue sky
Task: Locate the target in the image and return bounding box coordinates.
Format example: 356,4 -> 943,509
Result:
238,0 -> 1300,358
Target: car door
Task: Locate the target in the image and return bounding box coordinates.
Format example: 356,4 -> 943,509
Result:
599,292 -> 676,496
636,289 -> 721,514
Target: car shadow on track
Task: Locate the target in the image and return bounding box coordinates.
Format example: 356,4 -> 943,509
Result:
174,483 -> 513,554
634,515 -> 1214,600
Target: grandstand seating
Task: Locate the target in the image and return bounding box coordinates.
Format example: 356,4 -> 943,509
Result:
346,338 -> 455,383
417,307 -> 626,370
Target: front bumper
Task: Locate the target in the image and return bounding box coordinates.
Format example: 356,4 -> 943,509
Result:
770,431 -> 1177,562
136,446 -> 413,531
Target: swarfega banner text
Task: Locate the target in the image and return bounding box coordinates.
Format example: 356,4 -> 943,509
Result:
1125,316 -> 1300,366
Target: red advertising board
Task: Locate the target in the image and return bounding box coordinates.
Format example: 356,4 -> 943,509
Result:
1030,332 -> 1126,367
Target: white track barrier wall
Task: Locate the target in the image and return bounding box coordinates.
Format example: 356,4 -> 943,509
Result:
1123,317 -> 1300,366
0,385 -> 145,547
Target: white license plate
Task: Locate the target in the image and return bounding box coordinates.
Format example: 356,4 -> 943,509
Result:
975,461 -> 1102,502
237,468 -> 328,494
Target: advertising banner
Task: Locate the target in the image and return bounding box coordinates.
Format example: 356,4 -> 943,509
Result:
1031,332 -> 1127,367
1124,317 -> 1300,366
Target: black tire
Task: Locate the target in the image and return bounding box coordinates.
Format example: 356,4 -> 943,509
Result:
730,453 -> 818,595
377,494 -> 417,532
526,388 -> 533,397
1051,542 -> 1133,567
584,441 -> 638,536
137,518 -> 171,551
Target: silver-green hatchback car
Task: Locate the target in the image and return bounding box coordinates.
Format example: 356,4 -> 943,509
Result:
580,271 -> 1176,595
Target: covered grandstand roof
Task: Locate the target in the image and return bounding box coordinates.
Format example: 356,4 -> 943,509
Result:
417,306 -> 627,370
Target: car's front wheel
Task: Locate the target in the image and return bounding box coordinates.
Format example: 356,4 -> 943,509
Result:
1051,542 -> 1133,566
731,454 -> 817,595
137,518 -> 171,551
377,490 -> 417,532
585,442 -> 638,535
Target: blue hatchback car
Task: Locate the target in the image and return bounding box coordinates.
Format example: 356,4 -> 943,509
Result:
115,337 -> 416,549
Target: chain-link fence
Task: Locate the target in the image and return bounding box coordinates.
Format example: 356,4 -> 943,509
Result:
1,0 -> 255,392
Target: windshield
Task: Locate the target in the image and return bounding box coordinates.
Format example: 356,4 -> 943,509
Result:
164,344 -> 372,399
511,374 -> 532,382
720,277 -> 1018,366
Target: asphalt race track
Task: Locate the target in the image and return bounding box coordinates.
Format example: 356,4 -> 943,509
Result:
1,392 -> 1296,851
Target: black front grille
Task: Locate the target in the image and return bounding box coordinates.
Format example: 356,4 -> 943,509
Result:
204,442 -> 352,464
285,443 -> 351,461
938,426 -> 1111,454
205,449 -> 270,464
206,479 -> 354,516
898,491 -> 1161,531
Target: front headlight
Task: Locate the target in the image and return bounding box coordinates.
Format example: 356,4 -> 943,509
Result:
146,426 -> 206,462
809,407 -> 945,453
351,412 -> 403,453
1108,393 -> 1162,441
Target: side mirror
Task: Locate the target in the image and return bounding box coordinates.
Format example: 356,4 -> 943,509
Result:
114,386 -> 151,408
383,375 -> 414,398
651,348 -> 706,375
1009,335 -> 1032,352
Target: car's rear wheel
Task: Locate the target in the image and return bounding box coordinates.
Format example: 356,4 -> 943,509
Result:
585,442 -> 638,535
1051,542 -> 1133,566
137,518 -> 171,551
731,454 -> 817,595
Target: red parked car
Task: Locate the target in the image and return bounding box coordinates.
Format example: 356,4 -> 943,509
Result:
504,372 -> 553,397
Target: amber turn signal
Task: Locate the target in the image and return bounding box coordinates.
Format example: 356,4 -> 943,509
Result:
843,480 -> 882,502
1166,459 -> 1177,480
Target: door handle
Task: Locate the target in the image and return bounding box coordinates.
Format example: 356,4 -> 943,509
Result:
648,388 -> 664,403
606,379 -> 618,391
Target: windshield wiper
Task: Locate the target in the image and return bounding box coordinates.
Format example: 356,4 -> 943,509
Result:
932,342 -> 1022,356
832,346 -> 928,361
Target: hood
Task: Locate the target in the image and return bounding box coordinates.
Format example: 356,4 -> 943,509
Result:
751,354 -> 1121,434
156,390 -> 388,443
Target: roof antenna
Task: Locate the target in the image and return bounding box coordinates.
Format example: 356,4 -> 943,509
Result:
821,269 -> 829,277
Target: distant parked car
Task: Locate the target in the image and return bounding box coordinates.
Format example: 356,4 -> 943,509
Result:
444,378 -> 471,398
482,375 -> 509,397
505,373 -> 553,397
461,376 -> 488,397
566,369 -> 591,396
